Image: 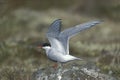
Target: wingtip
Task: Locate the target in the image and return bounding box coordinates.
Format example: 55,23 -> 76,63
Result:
57,19 -> 62,20
54,19 -> 62,22
50,19 -> 62,27
94,20 -> 103,24
51,19 -> 62,24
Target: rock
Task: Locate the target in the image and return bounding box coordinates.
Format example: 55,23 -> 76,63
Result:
31,63 -> 116,80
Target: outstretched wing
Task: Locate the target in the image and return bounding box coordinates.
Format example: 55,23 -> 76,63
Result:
59,20 -> 101,54
46,19 -> 66,54
47,19 -> 61,38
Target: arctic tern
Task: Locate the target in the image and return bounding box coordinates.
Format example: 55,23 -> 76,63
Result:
39,19 -> 101,63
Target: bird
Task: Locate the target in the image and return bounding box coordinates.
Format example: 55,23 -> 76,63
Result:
38,19 -> 101,64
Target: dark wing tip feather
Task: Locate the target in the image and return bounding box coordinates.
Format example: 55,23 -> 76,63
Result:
51,19 -> 62,25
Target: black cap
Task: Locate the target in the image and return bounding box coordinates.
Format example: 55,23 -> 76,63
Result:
42,43 -> 51,47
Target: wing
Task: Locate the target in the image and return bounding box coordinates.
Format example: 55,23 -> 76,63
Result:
59,20 -> 101,54
46,19 -> 66,54
47,19 -> 61,38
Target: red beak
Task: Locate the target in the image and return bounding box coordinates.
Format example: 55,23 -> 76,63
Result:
37,45 -> 42,49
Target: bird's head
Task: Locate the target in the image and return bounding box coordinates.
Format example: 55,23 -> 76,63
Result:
36,42 -> 51,51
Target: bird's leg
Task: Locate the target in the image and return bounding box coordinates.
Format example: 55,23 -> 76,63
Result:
53,63 -> 58,69
52,62 -> 63,69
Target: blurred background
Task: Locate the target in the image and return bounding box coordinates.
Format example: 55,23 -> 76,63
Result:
0,0 -> 120,79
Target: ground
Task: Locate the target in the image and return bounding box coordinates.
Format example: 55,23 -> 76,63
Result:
0,9 -> 119,80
